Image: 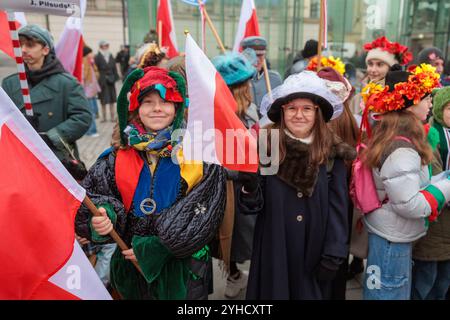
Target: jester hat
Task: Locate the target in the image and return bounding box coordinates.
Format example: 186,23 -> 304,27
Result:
117,66 -> 187,145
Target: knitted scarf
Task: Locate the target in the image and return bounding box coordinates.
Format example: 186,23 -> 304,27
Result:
125,122 -> 173,158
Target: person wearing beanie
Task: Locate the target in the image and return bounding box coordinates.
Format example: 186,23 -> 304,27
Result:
360,64 -> 447,300
363,36 -> 413,85
82,45 -> 101,137
411,86 -> 450,300
238,71 -> 356,299
1,24 -> 91,181
212,52 -> 258,299
240,36 -> 282,111
75,66 -> 226,300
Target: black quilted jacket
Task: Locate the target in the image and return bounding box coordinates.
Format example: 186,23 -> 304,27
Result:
75,151 -> 227,258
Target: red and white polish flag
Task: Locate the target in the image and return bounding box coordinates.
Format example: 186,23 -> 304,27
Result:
0,88 -> 111,300
0,11 -> 27,59
184,34 -> 258,173
55,0 -> 86,83
157,0 -> 179,58
233,0 -> 260,52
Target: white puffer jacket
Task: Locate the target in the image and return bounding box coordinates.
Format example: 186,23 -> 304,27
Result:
364,147 -> 450,243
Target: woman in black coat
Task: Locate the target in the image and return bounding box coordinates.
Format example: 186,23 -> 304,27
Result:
95,40 -> 119,122
239,71 -> 356,300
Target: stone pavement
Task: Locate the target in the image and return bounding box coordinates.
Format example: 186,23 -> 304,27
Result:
77,118 -> 115,169
77,119 -> 364,301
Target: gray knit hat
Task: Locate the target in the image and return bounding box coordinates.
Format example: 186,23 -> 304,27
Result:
18,24 -> 54,49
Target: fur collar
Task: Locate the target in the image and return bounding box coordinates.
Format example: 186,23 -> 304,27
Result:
277,134 -> 356,197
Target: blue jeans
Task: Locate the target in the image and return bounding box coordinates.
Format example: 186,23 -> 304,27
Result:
363,233 -> 412,300
93,243 -> 117,287
412,260 -> 450,300
86,98 -> 98,135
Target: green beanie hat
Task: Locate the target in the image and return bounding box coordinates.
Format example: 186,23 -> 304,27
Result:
432,87 -> 450,126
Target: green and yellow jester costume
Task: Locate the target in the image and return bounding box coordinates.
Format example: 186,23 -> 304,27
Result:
75,67 -> 226,300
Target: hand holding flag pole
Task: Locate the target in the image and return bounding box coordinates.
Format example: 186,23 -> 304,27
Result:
83,197 -> 143,275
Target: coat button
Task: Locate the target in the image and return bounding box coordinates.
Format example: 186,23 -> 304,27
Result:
297,192 -> 303,198
48,112 -> 54,117
296,215 -> 303,222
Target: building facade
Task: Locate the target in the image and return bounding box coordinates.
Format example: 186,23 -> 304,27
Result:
19,0 -> 450,75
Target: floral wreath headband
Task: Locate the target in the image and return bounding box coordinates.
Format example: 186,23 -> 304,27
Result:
307,56 -> 346,75
364,36 -> 413,66
361,64 -> 441,114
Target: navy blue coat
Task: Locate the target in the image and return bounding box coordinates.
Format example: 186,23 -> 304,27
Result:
239,139 -> 353,300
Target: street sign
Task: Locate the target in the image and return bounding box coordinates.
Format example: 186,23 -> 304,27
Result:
0,0 -> 81,17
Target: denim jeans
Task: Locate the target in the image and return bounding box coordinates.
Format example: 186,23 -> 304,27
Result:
86,98 -> 98,135
93,243 -> 117,287
412,260 -> 450,300
363,233 -> 412,300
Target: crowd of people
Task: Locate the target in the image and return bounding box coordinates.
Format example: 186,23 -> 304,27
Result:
3,22 -> 450,301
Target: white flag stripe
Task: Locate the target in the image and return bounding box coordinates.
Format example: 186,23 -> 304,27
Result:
184,34 -> 219,164
49,241 -> 112,300
14,12 -> 27,26
0,88 -> 85,202
55,0 -> 86,75
233,0 -> 255,52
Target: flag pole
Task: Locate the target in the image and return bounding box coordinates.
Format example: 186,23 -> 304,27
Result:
158,20 -> 162,48
197,0 -> 226,53
262,59 -> 272,95
317,0 -> 325,71
83,196 -> 143,275
6,11 -> 33,117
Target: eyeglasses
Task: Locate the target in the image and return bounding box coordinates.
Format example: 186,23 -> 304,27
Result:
282,104 -> 318,117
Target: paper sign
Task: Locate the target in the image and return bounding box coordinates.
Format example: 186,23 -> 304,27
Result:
0,0 -> 81,17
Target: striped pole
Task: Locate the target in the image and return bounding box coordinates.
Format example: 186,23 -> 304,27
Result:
7,11 -> 33,117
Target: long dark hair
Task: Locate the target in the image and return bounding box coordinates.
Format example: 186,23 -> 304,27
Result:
267,99 -> 334,166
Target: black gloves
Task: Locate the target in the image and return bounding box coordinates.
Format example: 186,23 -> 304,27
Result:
39,133 -> 88,182
237,171 -> 259,194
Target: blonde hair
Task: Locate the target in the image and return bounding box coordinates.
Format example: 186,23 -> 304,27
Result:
230,80 -> 252,118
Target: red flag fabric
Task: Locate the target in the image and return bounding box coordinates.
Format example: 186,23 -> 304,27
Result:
233,0 -> 261,52
184,34 -> 258,173
0,11 -> 23,59
0,88 -> 111,300
157,0 -> 179,58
